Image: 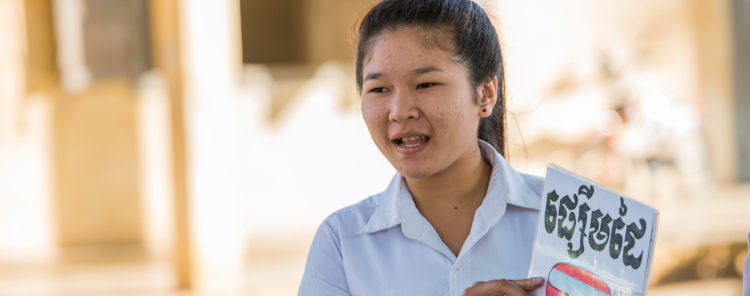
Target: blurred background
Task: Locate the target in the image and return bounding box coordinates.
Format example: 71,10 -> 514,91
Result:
0,0 -> 748,295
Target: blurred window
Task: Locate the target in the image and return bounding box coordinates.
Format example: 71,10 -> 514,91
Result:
82,0 -> 152,80
240,0 -> 306,64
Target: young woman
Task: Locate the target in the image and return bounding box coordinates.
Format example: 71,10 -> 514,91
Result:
299,1 -> 545,295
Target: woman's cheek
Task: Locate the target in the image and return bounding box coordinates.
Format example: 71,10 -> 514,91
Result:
361,100 -> 386,135
427,102 -> 458,136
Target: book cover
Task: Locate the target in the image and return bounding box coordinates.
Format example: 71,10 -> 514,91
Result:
528,164 -> 658,296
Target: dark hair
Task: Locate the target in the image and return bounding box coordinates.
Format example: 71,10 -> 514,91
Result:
355,0 -> 507,156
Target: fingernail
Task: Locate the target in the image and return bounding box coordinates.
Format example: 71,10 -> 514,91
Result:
533,277 -> 539,282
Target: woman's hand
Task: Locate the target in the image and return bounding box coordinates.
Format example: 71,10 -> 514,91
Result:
462,277 -> 544,296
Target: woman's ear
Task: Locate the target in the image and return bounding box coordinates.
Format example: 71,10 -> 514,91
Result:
478,76 -> 498,118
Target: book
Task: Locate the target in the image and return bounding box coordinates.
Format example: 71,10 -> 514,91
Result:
528,164 -> 658,296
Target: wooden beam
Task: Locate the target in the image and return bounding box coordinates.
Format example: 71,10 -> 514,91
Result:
147,0 -> 192,289
23,0 -> 58,93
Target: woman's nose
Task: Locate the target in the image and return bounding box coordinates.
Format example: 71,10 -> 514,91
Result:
388,90 -> 420,122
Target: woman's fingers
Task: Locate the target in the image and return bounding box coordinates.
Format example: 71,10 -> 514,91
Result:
462,279 -> 525,296
462,277 -> 544,296
510,277 -> 545,291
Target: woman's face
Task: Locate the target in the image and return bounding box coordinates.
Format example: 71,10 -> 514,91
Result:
361,29 -> 489,179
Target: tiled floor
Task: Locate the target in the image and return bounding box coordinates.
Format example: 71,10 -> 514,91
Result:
0,259 -> 742,296
0,261 -> 179,296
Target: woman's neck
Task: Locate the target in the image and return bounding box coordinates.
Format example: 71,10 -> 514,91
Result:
405,145 -> 493,213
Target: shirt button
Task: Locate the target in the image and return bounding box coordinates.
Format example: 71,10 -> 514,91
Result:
452,266 -> 463,274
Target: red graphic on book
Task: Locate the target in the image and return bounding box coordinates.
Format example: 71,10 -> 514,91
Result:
546,263 -> 611,296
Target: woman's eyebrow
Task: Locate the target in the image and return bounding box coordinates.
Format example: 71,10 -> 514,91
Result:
364,72 -> 382,81
364,66 -> 441,81
414,66 -> 442,75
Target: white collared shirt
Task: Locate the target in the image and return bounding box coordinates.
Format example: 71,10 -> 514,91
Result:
298,140 -> 544,296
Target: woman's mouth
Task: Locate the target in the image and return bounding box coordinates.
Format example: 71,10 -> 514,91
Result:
393,136 -> 430,152
395,135 -> 429,147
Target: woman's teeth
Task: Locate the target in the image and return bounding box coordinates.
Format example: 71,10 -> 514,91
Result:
397,136 -> 428,147
401,136 -> 426,141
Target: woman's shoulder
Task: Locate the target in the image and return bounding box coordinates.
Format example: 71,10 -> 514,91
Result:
318,193 -> 384,235
331,193 -> 383,216
302,196 -> 385,296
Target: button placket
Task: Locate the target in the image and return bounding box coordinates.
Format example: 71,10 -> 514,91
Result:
449,262 -> 472,296
452,265 -> 463,274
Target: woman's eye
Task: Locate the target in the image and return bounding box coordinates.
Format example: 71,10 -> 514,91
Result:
417,83 -> 436,89
369,87 -> 388,93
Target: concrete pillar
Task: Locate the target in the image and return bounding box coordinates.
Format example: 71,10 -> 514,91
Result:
691,0 -> 737,184
182,0 -> 245,294
0,0 -> 55,263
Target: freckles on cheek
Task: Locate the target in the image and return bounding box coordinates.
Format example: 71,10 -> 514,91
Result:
427,108 -> 451,134
363,105 -> 386,129
455,98 -> 466,119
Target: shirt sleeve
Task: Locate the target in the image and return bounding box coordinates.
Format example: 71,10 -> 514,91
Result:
298,216 -> 351,296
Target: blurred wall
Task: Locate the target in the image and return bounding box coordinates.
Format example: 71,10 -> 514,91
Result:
50,0 -> 150,246
53,79 -> 143,245
733,0 -> 750,182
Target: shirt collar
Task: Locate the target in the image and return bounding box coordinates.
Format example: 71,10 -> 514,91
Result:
357,139 -> 541,235
355,174 -> 404,234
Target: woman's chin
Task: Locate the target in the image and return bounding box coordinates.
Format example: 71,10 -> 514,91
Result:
386,153 -> 443,180
395,167 -> 434,180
